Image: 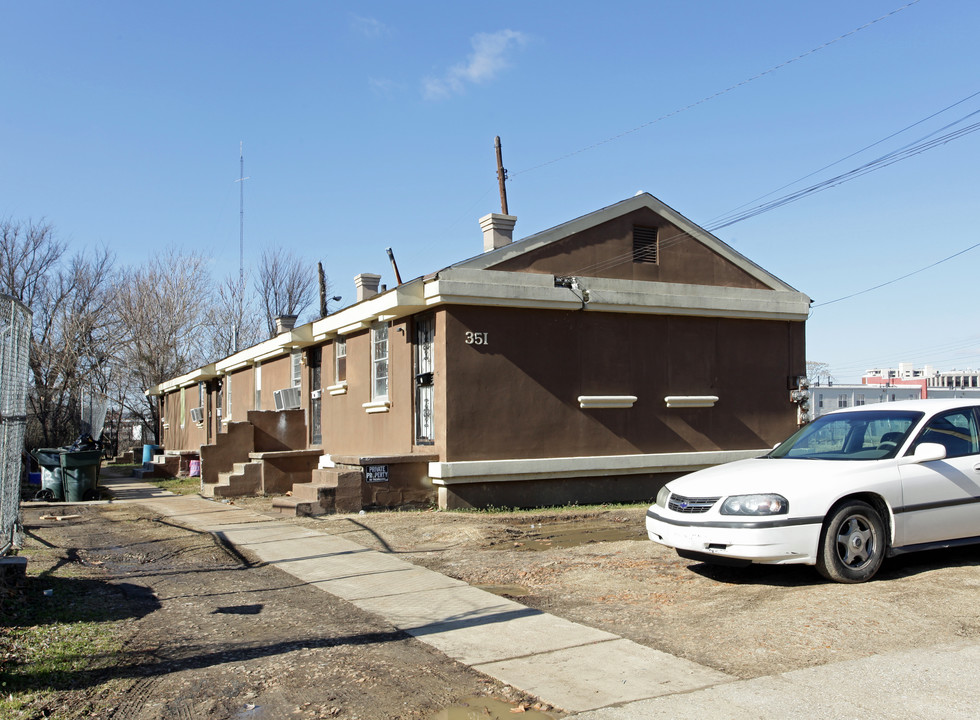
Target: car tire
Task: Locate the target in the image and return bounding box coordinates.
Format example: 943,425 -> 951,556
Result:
816,500 -> 886,583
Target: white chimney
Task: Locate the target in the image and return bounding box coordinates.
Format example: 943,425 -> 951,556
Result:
479,213 -> 517,252
354,273 -> 382,302
274,314 -> 298,334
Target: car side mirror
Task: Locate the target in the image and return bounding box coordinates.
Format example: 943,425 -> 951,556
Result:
902,442 -> 946,465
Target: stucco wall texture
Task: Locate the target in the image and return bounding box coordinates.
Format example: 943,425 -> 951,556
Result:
442,305 -> 804,462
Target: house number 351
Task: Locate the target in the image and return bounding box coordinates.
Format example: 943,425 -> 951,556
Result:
465,332 -> 489,345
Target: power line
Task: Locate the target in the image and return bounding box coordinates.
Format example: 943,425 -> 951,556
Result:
707,89 -> 980,225
562,99 -> 980,282
711,111 -> 980,229
811,238 -> 980,308
510,1 -> 922,178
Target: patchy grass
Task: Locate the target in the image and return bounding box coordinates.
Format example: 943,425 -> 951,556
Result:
145,476 -> 200,495
445,501 -> 651,515
0,542 -> 129,719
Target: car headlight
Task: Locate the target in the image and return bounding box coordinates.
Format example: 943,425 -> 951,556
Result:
720,494 -> 788,515
656,485 -> 671,508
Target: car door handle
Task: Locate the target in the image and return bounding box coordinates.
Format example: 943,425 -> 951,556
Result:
974,463 -> 980,473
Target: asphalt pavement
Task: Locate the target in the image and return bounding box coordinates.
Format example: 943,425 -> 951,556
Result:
91,474 -> 980,718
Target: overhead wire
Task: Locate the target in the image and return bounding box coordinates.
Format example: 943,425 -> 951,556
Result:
452,2 -> 923,246
706,89 -> 980,225
711,111 -> 980,229
509,1 -> 922,179
449,0 -> 968,317
560,97 -> 980,287
811,239 -> 980,308
826,339 -> 980,378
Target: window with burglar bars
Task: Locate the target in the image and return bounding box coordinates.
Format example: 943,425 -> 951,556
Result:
632,226 -> 659,264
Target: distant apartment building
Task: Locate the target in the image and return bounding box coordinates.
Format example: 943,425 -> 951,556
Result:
804,362 -> 980,419
863,363 -> 980,393
809,383 -> 921,419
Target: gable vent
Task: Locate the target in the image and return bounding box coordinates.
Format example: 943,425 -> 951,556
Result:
632,226 -> 659,264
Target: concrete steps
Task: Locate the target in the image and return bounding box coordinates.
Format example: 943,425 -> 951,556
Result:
134,454 -> 180,480
272,467 -> 363,516
203,460 -> 262,498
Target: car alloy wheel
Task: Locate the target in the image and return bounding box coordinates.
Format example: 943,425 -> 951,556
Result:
816,500 -> 886,583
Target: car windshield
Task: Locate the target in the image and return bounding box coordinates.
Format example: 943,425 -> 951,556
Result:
769,410 -> 923,461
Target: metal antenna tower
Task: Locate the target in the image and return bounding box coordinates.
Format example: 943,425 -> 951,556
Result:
234,142 -> 250,352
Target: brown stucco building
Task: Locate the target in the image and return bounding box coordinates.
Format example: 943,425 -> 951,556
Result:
147,194 -> 810,511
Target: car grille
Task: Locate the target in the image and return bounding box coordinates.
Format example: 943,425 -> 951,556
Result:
667,494 -> 720,514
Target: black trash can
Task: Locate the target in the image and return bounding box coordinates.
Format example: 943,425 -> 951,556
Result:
60,449 -> 102,502
32,448 -> 65,501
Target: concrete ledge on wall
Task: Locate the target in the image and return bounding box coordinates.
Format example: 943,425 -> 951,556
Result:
578,395 -> 637,409
664,395 -> 719,408
327,381 -> 348,396
430,448 -> 765,485
362,399 -> 391,414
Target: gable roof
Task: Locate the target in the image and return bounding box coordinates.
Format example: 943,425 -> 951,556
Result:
147,194 -> 810,396
450,192 -> 799,293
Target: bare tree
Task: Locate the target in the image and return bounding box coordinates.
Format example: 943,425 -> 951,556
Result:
202,271 -> 262,362
0,220 -> 119,447
806,360 -> 835,387
114,248 -> 213,442
256,247 -> 317,337
0,219 -> 65,307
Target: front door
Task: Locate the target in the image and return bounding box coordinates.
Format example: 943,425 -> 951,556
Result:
414,316 -> 434,444
898,407 -> 980,546
309,348 -> 322,446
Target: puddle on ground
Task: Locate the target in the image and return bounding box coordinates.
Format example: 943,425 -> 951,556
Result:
507,521 -> 645,551
473,583 -> 530,597
430,696 -> 557,719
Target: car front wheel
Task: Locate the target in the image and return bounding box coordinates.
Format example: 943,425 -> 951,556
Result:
816,500 -> 886,583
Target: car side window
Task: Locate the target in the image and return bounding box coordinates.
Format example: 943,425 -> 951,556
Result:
911,409 -> 980,459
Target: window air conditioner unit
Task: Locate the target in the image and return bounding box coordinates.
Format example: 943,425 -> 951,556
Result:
273,387 -> 302,411
190,407 -> 204,423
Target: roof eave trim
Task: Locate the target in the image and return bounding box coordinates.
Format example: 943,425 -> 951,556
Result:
450,193 -> 798,293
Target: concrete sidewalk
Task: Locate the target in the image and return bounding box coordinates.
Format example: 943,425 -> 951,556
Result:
97,475 -> 980,718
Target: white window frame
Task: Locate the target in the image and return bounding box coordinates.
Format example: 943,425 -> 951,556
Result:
371,322 -> 389,402
291,349 -> 302,389
254,362 -> 262,410
335,338 -> 347,383
327,338 -> 348,396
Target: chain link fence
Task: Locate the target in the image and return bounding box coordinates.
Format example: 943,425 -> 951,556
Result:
1,293 -> 32,553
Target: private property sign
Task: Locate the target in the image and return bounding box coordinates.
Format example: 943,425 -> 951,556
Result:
366,465 -> 389,483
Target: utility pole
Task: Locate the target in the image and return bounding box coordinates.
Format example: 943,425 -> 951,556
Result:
495,136 -> 509,215
318,262 -> 327,318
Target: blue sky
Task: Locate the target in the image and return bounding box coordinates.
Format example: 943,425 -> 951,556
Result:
2,1 -> 978,381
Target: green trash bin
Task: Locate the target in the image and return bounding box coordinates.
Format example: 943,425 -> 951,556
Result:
32,448 -> 65,501
60,449 -> 102,502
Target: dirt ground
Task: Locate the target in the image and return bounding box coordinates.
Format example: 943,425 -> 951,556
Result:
278,502 -> 980,679
11,495 -> 980,719
11,504 -> 550,720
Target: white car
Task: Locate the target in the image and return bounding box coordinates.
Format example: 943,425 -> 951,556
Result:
646,399 -> 980,582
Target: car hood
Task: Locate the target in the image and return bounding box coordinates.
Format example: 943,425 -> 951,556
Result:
664,456 -> 895,498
